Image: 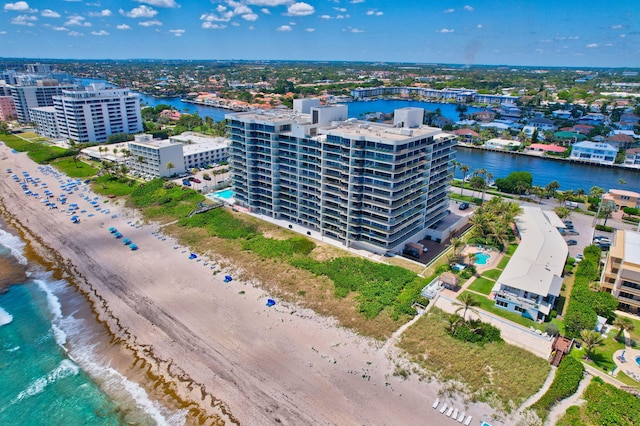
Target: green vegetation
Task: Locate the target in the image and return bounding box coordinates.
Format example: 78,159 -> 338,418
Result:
241,235 -> 316,259
531,355 -> 584,421
564,245 -> 618,338
481,268 -> 502,280
495,171 -> 533,195
1,134 -> 74,163
180,208 -> 256,239
457,290 -> 545,331
399,307 -> 550,411
128,179 -> 205,219
93,175 -> 138,197
52,157 -> 98,178
446,312 -> 503,345
557,377 -> 640,426
468,277 -> 495,295
497,254 -> 512,269
570,331 -> 625,374
468,197 -> 521,251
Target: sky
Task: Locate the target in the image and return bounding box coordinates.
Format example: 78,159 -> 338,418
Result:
1,0 -> 639,67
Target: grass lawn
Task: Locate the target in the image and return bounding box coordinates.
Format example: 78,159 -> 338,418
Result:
398,307 -> 550,410
52,157 -> 98,178
458,290 -> 545,331
624,316 -> 640,343
481,268 -> 502,280
506,244 -> 518,256
496,255 -> 511,270
569,331 -> 625,375
92,175 -> 138,197
468,277 -> 495,295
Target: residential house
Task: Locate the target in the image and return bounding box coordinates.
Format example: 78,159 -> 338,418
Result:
600,230 -> 640,315
451,128 -> 480,144
491,207 -> 568,322
485,138 -> 521,150
605,133 -> 636,150
603,189 -> 640,210
552,110 -> 573,120
528,117 -> 556,131
624,148 -> 640,168
527,143 -> 566,155
471,110 -> 495,123
569,141 -> 617,165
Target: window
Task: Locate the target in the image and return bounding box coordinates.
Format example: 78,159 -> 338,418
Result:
496,300 -> 508,308
514,306 -> 525,313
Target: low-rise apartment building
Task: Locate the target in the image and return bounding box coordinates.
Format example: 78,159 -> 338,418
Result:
127,134 -> 186,178
601,230 -> 640,315
603,189 -> 640,210
169,133 -> 229,170
569,141 -> 617,165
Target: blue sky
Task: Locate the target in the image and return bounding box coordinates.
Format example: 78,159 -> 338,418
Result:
1,0 -> 639,67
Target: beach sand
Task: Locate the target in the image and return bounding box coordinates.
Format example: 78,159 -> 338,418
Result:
0,146 -> 505,425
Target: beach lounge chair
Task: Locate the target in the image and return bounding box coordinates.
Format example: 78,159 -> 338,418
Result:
446,407 -> 454,417
439,403 -> 448,414
458,412 -> 466,423
464,415 -> 472,426
432,398 -> 440,409
452,408 -> 458,419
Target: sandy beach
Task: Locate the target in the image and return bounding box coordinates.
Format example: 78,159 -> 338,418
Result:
0,145 -> 504,425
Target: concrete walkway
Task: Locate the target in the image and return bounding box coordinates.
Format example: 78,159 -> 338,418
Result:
545,373 -> 592,425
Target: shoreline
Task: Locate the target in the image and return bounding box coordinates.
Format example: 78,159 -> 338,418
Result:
0,145 -> 509,425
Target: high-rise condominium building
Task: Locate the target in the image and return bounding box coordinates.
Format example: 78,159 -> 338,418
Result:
10,82 -> 77,123
53,84 -> 143,143
226,101 -> 455,253
601,230 -> 640,315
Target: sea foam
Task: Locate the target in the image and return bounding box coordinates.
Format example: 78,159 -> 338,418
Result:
0,229 -> 27,265
0,306 -> 13,326
9,359 -> 80,406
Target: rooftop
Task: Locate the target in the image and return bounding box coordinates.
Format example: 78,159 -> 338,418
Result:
496,206 -> 568,297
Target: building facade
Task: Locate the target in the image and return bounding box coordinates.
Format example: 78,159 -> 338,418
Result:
30,106 -> 59,138
127,134 -> 186,178
601,230 -> 640,315
53,84 -> 143,143
10,82 -> 77,123
603,189 -> 640,210
226,104 -> 455,252
569,141 -> 617,165
169,133 -> 229,170
0,96 -> 17,121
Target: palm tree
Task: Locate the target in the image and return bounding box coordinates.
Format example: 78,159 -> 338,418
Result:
553,206 -> 571,220
166,161 -> 175,176
599,201 -> 617,227
613,317 -> 635,340
454,293 -> 481,321
460,164 -> 470,196
446,313 -> 464,334
482,172 -> 493,202
580,329 -> 604,358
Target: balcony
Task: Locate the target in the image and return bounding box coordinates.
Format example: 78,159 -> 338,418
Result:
495,291 -> 552,315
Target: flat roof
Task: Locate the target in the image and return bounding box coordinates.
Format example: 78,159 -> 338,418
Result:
182,141 -> 228,155
170,133 -> 227,146
496,206 -> 568,297
322,121 -> 442,142
624,230 -> 640,266
130,139 -> 175,149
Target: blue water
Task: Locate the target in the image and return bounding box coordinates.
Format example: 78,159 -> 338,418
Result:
213,189 -> 235,200
0,228 -> 183,425
636,356 -> 640,367
474,252 -> 491,265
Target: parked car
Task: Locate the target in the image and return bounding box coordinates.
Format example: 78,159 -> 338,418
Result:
593,236 -> 611,245
182,179 -> 191,186
192,178 -> 202,183
567,230 -> 580,235
567,240 -> 578,246
459,202 -> 470,210
203,175 -> 212,180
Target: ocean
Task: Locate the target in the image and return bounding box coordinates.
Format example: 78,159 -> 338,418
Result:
0,226 -> 185,425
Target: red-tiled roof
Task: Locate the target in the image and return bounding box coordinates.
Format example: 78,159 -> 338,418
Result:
607,134 -> 635,142
452,128 -> 480,137
529,143 -> 567,153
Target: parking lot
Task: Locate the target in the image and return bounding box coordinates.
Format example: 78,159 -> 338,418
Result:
172,165 -> 230,193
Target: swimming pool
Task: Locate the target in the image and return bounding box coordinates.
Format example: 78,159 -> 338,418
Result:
636,356 -> 640,367
474,252 -> 491,265
213,189 -> 235,200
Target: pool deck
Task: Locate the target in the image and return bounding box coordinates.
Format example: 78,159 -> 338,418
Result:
613,345 -> 640,382
460,245 -> 502,272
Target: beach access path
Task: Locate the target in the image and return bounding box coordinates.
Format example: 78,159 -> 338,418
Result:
0,145 -> 506,425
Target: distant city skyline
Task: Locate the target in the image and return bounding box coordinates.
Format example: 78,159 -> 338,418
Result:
1,1 -> 639,68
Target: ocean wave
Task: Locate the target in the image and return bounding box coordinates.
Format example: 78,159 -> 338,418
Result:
0,228 -> 27,265
0,306 -> 13,326
34,278 -> 63,320
9,359 -> 80,406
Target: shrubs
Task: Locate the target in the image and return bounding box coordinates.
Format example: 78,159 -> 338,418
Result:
531,355 -> 584,420
595,224 -> 614,232
448,316 -> 502,345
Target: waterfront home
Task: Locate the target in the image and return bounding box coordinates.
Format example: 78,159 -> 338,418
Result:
528,117 -> 556,131
600,230 -> 640,315
471,110 -> 495,123
552,110 -> 573,120
569,141 -> 617,165
579,112 -> 607,125
603,189 -> 640,210
527,143 -> 566,155
485,138 -> 521,150
451,128 -> 480,144
491,207 -> 567,322
605,133 -> 636,150
624,148 -> 640,168
160,109 -> 181,121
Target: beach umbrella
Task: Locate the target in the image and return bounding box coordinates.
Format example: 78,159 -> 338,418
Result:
115,232 -> 123,238
189,253 -> 197,259
266,299 -> 276,307
130,244 -> 139,250
108,227 -> 116,232
123,238 -> 132,245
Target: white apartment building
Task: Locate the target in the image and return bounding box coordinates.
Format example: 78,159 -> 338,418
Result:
169,133 -> 229,170
226,104 -> 455,253
53,84 -> 143,143
10,82 -> 78,123
30,106 -> 59,138
128,134 -> 186,178
569,141 -> 617,165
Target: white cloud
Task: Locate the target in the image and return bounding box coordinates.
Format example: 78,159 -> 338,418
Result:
242,13 -> 259,21
65,15 -> 91,27
464,5 -> 474,12
0,30 -> 6,34
305,27 -> 314,32
366,10 -> 383,16
136,0 -> 179,7
437,28 -> 454,33
202,22 -> 226,29
169,29 -> 185,36
117,24 -> 130,30
68,31 -> 83,36
620,34 -> 626,38
343,26 -> 363,33
41,9 -> 60,18
350,0 -> 365,3
217,5 -> 226,13
200,11 -> 234,22
477,24 -> 483,28
286,2 -> 314,16
89,9 -> 112,17
4,2 -> 34,12
231,21 -> 240,26
320,14 -> 331,19
334,7 -> 346,12
91,30 -> 109,36
139,19 -> 162,26
443,8 -> 454,13
261,8 -> 271,14
11,14 -> 36,26
248,25 -> 255,30
120,5 -> 158,18
586,43 -> 598,48
52,26 -> 68,31
288,21 -> 296,25
247,0 -> 291,6
277,25 -> 292,31
611,24 -> 623,30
